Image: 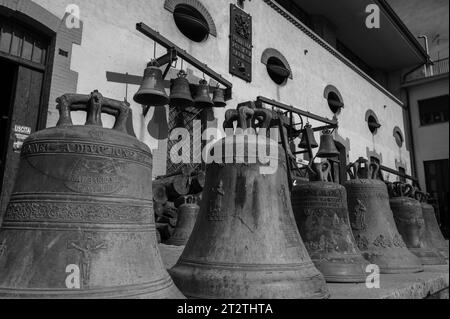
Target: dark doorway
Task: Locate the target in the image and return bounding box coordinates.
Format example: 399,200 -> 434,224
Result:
0,14 -> 51,222
0,59 -> 17,192
424,159 -> 449,239
0,60 -> 44,219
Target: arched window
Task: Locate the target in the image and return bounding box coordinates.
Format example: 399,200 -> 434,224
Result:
366,110 -> 381,135
324,86 -> 344,115
393,127 -> 404,148
165,0 -> 217,42
261,48 -> 292,86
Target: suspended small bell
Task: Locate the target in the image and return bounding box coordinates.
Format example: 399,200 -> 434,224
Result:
169,70 -> 193,108
317,130 -> 339,159
134,62 -> 169,107
212,87 -> 227,108
194,79 -> 214,108
299,124 -> 319,149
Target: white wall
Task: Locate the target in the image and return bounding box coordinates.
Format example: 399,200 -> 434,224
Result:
408,76 -> 449,190
32,0 -> 412,177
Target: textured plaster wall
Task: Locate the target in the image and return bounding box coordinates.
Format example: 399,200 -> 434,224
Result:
31,0 -> 411,177
408,76 -> 449,190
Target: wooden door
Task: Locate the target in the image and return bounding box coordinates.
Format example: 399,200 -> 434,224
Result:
0,65 -> 43,220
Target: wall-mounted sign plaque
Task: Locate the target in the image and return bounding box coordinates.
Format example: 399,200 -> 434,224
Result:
229,4 -> 252,82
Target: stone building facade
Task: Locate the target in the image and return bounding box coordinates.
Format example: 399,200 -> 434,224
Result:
0,0 -> 430,217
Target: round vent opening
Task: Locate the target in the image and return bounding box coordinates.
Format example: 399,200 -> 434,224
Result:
174,4 -> 210,42
394,131 -> 404,147
267,57 -> 290,85
328,92 -> 344,114
368,115 -> 381,134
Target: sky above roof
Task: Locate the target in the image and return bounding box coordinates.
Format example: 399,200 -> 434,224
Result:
387,0 -> 449,61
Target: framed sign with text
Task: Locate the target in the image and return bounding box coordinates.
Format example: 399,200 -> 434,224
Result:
229,4 -> 252,82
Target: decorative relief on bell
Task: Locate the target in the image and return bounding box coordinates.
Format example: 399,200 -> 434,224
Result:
354,235 -> 370,251
208,181 -> 226,222
350,200 -> 367,231
67,232 -> 108,289
0,239 -> 6,259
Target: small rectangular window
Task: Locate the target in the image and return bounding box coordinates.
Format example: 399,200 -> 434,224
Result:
419,95 -> 449,126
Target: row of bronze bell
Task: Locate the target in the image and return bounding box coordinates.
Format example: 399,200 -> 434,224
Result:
134,63 -> 226,108
1,94 -> 447,299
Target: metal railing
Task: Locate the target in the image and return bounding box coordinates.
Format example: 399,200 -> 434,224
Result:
433,58 -> 449,75
405,58 -> 449,82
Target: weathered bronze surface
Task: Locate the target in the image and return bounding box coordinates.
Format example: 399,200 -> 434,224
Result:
213,88 -> 227,108
169,107 -> 329,299
166,196 -> 199,246
316,130 -> 339,159
298,124 -> 319,150
0,91 -> 183,299
134,63 -> 169,106
194,79 -> 214,108
416,192 -> 449,260
292,162 -> 370,283
169,70 -> 193,108
390,183 -> 446,266
344,159 -> 423,274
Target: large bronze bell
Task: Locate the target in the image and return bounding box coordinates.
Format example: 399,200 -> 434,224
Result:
344,159 -> 423,274
169,70 -> 193,108
316,130 -> 339,159
298,124 -> 319,149
166,195 -> 200,246
390,183 -> 446,265
0,91 -> 184,299
194,79 -> 214,108
134,62 -> 169,107
415,192 -> 449,260
212,87 -> 227,108
292,161 -> 370,283
169,106 -> 330,299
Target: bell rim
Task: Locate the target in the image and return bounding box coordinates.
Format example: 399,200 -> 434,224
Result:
133,93 -> 169,107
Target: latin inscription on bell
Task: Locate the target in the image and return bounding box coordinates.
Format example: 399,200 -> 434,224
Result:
66,158 -> 125,194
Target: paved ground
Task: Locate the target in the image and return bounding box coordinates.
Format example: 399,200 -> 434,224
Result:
159,244 -> 449,299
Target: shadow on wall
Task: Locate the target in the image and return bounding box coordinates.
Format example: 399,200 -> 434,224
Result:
148,107 -> 169,140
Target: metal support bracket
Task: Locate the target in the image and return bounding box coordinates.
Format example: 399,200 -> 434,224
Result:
137,23 -> 233,100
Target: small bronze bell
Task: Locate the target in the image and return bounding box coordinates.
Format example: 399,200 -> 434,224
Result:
166,195 -> 200,246
416,192 -> 449,260
169,70 -> 193,108
345,159 -> 423,274
134,62 -> 169,106
390,183 -> 446,265
292,161 -> 370,283
194,79 -> 214,108
299,124 -> 319,149
212,87 -> 227,108
317,130 -> 339,159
